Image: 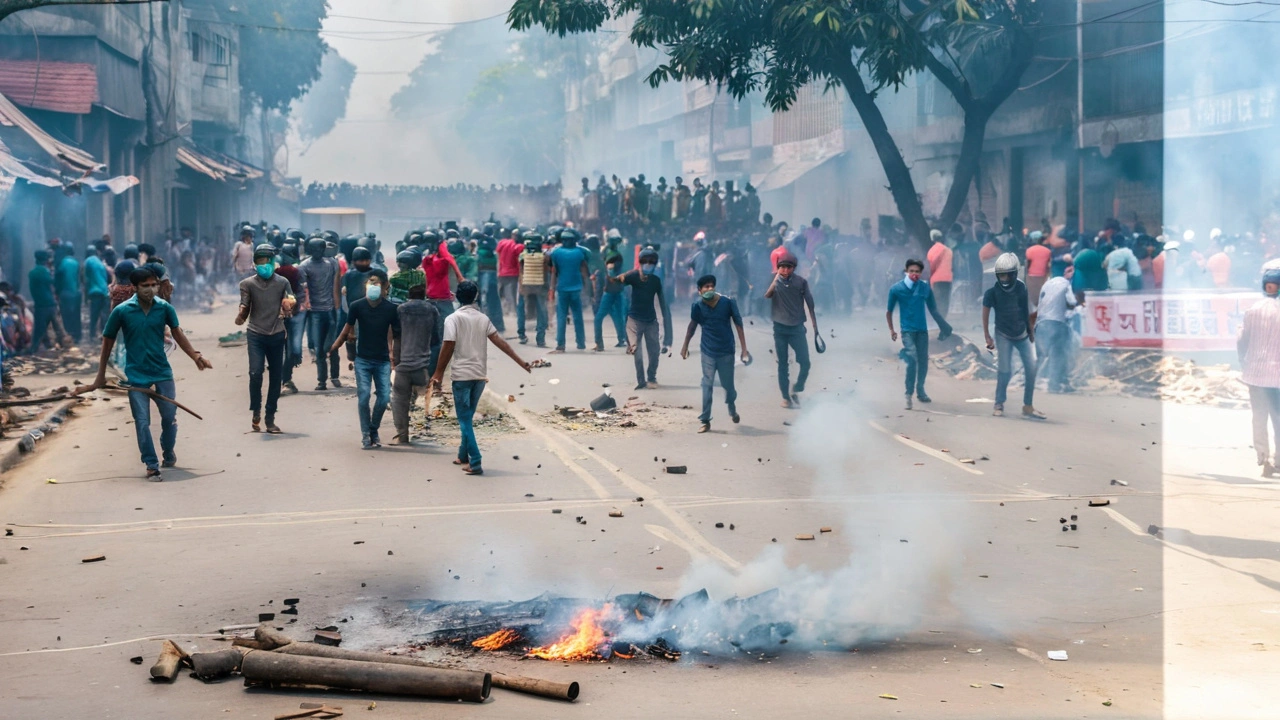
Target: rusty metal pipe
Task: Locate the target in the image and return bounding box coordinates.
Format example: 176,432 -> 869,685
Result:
241,650 -> 490,702
492,673 -> 580,702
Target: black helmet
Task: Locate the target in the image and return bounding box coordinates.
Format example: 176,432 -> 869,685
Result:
639,247 -> 659,263
351,247 -> 372,263
266,228 -> 285,248
559,228 -> 581,246
470,229 -> 484,240
239,225 -> 256,239
253,243 -> 277,261
280,243 -> 300,265
512,229 -> 524,242
305,237 -> 327,257
524,232 -> 543,248
286,228 -> 306,243
396,249 -> 420,267
447,239 -> 466,256
322,230 -> 340,245
338,235 -> 359,260
421,230 -> 440,245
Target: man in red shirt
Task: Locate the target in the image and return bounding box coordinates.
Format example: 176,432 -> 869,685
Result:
769,234 -> 789,271
420,231 -> 464,374
926,230 -> 954,319
1024,230 -> 1052,305
496,229 -> 523,324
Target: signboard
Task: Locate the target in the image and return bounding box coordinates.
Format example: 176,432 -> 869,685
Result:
1081,290 -> 1266,351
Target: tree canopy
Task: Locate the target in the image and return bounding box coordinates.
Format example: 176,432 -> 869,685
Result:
224,0 -> 329,112
293,48 -> 356,143
508,0 -> 1041,250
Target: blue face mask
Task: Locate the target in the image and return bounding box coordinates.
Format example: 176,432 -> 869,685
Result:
701,290 -> 717,301
641,263 -> 656,274
366,284 -> 382,302
255,263 -> 274,279
903,275 -> 915,288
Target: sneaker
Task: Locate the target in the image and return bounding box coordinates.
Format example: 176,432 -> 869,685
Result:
916,393 -> 932,403
161,456 -> 177,468
1022,405 -> 1047,420
361,434 -> 374,450
593,345 -> 605,352
635,382 -> 648,390
790,394 -> 802,407
992,403 -> 1004,417
519,337 -> 528,345
282,381 -> 299,395
614,341 -> 628,348
315,381 -> 327,391
550,347 -> 566,354
370,430 -> 382,447
781,399 -> 793,409
536,343 -> 548,349
731,412 -> 741,424
905,394 -> 913,410
146,467 -> 163,481
646,380 -> 660,389
252,414 -> 261,432
463,466 -> 484,476
1264,462 -> 1275,478
791,383 -> 805,395
330,377 -> 343,388
697,423 -> 711,434
265,416 -> 282,434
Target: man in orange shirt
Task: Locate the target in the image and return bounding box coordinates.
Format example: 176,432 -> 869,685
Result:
926,229 -> 954,319
1024,231 -> 1052,306
1206,230 -> 1232,288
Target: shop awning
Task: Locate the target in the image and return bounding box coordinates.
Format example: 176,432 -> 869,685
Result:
0,138 -> 63,189
752,153 -> 845,194
177,140 -> 265,182
0,90 -> 103,174
0,60 -> 99,115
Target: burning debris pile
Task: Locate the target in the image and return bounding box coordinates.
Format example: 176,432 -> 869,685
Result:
407,589 -> 799,663
3,347 -> 94,377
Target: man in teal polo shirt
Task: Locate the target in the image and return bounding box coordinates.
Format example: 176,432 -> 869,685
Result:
77,267 -> 213,480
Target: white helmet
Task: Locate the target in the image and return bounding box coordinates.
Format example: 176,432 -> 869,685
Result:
1183,229 -> 1196,242
993,252 -> 1020,274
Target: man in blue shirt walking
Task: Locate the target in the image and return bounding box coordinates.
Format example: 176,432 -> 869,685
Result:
547,229 -> 592,353
886,258 -> 952,410
84,245 -> 111,339
77,267 -> 213,480
680,274 -> 750,433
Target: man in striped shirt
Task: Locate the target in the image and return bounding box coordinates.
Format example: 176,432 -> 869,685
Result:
1238,267 -> 1280,477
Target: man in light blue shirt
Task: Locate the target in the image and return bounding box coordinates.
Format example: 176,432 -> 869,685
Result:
886,258 -> 952,409
548,229 -> 592,353
84,245 -> 111,338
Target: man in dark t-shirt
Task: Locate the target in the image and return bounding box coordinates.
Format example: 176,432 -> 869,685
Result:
330,269 -> 401,448
608,247 -> 673,389
983,253 -> 1044,420
680,274 -> 750,433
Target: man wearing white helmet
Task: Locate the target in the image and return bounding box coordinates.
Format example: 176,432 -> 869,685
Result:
983,252 -> 1045,419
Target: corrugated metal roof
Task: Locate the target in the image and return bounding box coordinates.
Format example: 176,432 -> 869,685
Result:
0,90 -> 103,174
0,60 -> 99,115
176,140 -> 264,183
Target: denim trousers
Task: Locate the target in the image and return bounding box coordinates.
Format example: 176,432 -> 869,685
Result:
453,379 -> 487,467
306,309 -> 341,382
555,289 -> 586,349
87,294 -> 108,339
354,357 -> 391,437
518,290 -> 548,345
479,270 -> 504,332
1035,319 -> 1073,391
699,353 -> 737,424
995,333 -> 1036,407
900,331 -> 929,395
247,330 -> 286,416
58,293 -> 82,342
595,292 -> 626,347
127,380 -> 177,470
773,322 -> 810,400
283,311 -> 306,384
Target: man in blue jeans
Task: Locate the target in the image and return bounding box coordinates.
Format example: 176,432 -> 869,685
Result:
330,269 -> 400,448
764,251 -> 818,408
983,253 -> 1046,419
431,281 -> 531,475
299,237 -> 342,390
76,267 -> 213,480
548,229 -> 592,353
886,258 -> 952,410
680,275 -> 750,434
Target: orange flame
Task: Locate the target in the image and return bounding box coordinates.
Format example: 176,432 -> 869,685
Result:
527,605 -> 616,661
471,628 -> 521,651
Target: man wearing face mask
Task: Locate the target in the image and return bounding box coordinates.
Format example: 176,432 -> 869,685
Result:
1237,268 -> 1280,476
680,275 -> 749,433
886,259 -> 953,410
299,237 -> 342,390
610,247 -> 673,389
76,267 -> 213,480
765,252 -> 817,408
330,269 -> 400,449
983,253 -> 1045,419
594,252 -> 628,352
235,244 -> 296,433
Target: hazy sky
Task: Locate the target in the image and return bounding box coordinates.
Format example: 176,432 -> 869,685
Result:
286,0 -> 513,186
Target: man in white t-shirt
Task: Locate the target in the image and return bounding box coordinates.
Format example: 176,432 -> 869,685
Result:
431,281 -> 531,475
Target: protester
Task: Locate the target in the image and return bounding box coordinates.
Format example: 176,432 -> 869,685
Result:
475,230 -> 504,332
431,281 -> 532,475
1024,231 -> 1051,304
388,249 -> 426,304
1036,265 -> 1078,394
76,267 -> 213,480
330,269 -> 399,449
680,275 -> 749,433
886,258 -> 952,409
53,245 -> 82,343
764,251 -> 818,408
594,251 -> 628,352
83,245 -> 111,340
548,228 -> 591,353
984,253 -> 1045,419
231,227 -> 256,281
1105,236 -> 1141,291
390,284 -> 439,445
517,233 -> 550,347
1237,267 -> 1280,476
611,247 -> 673,389
26,250 -> 58,354
236,244 -> 295,434
925,229 -> 953,320
421,231 -> 465,374
496,229 -> 524,323
299,237 -> 343,390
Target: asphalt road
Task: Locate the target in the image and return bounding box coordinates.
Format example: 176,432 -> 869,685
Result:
1,300 -> 1275,719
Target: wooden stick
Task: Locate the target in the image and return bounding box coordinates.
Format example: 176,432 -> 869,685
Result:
0,394 -> 74,408
149,639 -> 189,682
102,383 -> 203,420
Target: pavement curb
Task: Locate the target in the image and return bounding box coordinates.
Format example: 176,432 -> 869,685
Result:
0,398 -> 81,475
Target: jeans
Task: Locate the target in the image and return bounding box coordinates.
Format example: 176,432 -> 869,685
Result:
1247,385 -> 1280,465
1035,319 -> 1073,391
627,317 -> 661,385
555,289 -> 586,349
283,311 -> 306,385
479,270 -> 504,332
698,353 -> 737,424
127,380 -> 177,470
773,322 -> 810,400
28,305 -> 57,354
453,379 -> 486,467
354,357 -> 391,438
995,333 -> 1036,407
306,309 -> 341,382
900,331 -> 929,396
391,366 -> 430,439
247,330 -> 286,416
58,293 -> 82,342
595,292 -> 626,347
428,299 -> 455,375
518,289 -> 548,345
87,293 -> 108,339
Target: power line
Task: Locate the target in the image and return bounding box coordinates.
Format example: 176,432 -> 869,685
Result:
326,11 -> 508,26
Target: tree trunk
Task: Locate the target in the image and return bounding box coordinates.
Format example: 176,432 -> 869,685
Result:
260,106 -> 272,175
835,60 -> 932,256
936,107 -> 992,234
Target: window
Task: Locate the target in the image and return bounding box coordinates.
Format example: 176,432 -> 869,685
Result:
211,34 -> 229,66
190,31 -> 203,63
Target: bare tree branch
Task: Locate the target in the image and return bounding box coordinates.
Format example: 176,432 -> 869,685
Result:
0,0 -> 168,24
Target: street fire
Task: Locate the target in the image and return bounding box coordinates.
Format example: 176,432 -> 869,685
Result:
526,604 -> 616,661
471,628 -> 521,651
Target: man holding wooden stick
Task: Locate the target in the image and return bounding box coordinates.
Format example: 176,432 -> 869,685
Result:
77,267 -> 213,480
